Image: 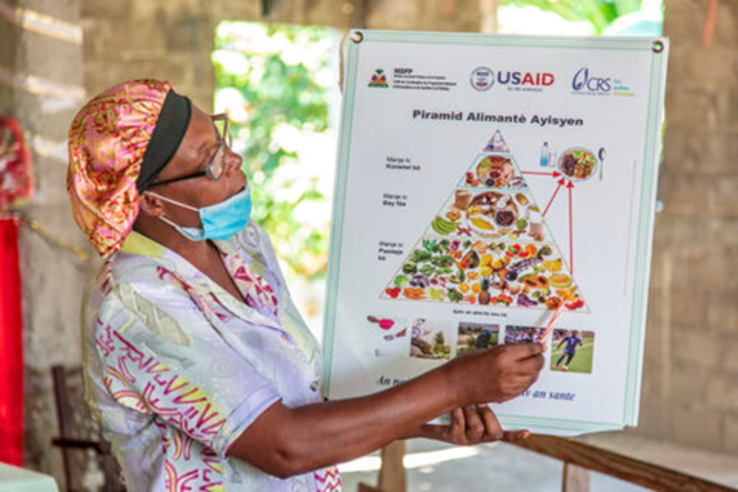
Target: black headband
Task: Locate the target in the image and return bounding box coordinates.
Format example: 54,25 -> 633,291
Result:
136,90 -> 192,193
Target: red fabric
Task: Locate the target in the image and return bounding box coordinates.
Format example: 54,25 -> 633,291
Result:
0,116 -> 34,213
0,218 -> 23,465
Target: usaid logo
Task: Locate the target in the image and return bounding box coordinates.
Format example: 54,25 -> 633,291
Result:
572,67 -> 612,93
470,67 -> 494,91
471,66 -> 554,92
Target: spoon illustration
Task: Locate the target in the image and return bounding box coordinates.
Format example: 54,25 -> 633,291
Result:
598,147 -> 607,181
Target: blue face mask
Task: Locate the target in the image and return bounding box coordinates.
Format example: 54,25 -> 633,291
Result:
149,185 -> 252,241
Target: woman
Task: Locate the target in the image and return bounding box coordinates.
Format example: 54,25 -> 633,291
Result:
67,79 -> 544,491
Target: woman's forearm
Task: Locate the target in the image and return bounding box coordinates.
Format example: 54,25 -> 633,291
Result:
287,364 -> 461,471
229,342 -> 544,478
231,362 -> 461,477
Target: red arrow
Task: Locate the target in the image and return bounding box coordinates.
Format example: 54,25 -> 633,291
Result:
522,170 -> 561,178
568,182 -> 574,274
542,178 -> 565,217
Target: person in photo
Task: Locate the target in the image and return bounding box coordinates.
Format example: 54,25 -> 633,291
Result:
554,330 -> 584,372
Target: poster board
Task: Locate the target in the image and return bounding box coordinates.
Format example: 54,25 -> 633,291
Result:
322,30 -> 668,435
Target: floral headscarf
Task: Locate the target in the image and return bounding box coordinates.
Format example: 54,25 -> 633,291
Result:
67,79 -> 173,257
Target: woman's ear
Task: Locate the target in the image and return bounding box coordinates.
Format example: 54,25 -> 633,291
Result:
138,192 -> 166,218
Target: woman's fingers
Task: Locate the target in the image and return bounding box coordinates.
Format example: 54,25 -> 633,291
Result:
449,407 -> 467,443
463,405 -> 485,441
477,404 -> 504,441
420,408 -> 531,446
502,430 -> 531,441
418,424 -> 445,441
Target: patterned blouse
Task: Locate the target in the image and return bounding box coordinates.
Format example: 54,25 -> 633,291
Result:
82,221 -> 342,491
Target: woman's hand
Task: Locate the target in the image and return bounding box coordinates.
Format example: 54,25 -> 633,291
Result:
231,344 -> 541,478
446,343 -> 546,405
418,404 -> 529,446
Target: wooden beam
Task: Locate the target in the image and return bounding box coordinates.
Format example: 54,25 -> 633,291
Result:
378,441 -> 406,492
511,435 -> 736,492
562,463 -> 590,492
358,484 -> 386,492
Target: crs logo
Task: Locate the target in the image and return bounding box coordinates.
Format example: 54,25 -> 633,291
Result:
572,67 -> 611,93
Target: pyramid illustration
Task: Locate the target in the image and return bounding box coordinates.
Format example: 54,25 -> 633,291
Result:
381,130 -> 588,313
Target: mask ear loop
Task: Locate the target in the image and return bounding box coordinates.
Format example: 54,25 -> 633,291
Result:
143,191 -> 205,241
145,191 -> 201,213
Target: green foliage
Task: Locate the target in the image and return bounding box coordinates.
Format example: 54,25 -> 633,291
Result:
502,0 -> 643,34
213,22 -> 333,279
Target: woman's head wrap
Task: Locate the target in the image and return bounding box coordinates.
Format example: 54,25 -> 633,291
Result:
67,79 -> 192,257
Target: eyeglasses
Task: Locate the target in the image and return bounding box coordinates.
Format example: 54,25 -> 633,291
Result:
147,114 -> 232,189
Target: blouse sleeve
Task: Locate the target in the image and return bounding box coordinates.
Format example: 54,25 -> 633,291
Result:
92,282 -> 281,457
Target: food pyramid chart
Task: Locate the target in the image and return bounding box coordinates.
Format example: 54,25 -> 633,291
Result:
381,130 -> 588,312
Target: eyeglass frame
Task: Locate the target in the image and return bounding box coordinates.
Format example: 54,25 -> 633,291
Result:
146,114 -> 232,189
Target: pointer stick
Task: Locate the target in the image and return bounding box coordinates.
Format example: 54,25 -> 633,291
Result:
539,302 -> 566,343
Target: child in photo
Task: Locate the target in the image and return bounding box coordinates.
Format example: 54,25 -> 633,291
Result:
457,323 -> 499,356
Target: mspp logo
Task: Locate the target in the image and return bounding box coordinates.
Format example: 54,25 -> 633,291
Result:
572,67 -> 611,93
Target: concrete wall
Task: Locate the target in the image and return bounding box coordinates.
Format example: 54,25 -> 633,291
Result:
629,0 -> 738,454
4,0 -> 737,486
80,0 -> 492,113
0,0 -> 96,482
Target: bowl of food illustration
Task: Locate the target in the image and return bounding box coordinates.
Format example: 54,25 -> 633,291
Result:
557,147 -> 598,181
475,155 -> 515,188
465,191 -> 519,237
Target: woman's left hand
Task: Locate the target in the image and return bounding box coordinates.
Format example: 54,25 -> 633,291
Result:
415,404 -> 530,446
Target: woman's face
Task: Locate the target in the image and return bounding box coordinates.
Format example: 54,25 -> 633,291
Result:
143,105 -> 246,228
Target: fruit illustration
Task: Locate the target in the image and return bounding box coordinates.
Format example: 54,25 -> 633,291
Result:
542,259 -> 563,272
556,286 -> 579,301
385,288 -> 401,298
472,241 -> 488,254
432,216 -> 460,235
492,294 -> 513,306
478,277 -> 491,305
457,250 -> 480,270
566,299 -> 585,310
471,216 -> 495,230
545,297 -> 562,309
446,210 -> 461,221
521,274 -> 548,289
549,273 -> 573,288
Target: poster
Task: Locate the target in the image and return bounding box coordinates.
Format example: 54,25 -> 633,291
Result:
322,30 -> 668,435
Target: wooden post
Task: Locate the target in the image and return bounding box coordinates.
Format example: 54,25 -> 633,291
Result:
378,441 -> 406,492
562,462 -> 591,492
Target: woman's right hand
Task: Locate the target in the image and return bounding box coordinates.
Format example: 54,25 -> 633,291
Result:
447,343 -> 546,405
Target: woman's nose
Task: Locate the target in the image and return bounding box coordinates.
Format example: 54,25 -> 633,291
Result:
223,147 -> 243,174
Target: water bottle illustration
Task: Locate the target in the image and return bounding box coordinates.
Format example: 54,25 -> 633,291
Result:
540,141 -> 550,167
